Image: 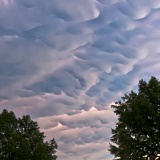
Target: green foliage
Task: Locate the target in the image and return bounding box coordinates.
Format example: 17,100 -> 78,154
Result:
109,77 -> 160,160
0,109 -> 58,160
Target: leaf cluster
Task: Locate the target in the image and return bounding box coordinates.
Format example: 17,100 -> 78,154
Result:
109,77 -> 160,160
0,109 -> 58,160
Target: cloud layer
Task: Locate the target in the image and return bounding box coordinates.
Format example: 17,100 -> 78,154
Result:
1,0 -> 160,159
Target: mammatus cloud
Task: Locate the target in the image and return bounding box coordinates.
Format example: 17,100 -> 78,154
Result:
1,0 -> 160,159
36,107 -> 116,160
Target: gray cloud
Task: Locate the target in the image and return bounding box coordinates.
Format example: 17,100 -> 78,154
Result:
1,0 -> 160,159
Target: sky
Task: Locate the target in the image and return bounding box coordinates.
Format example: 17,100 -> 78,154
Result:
1,0 -> 160,159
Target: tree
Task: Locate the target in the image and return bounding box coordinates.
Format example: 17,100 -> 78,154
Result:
109,77 -> 160,160
0,109 -> 58,160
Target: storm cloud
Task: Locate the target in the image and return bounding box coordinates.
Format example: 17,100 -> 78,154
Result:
1,0 -> 160,159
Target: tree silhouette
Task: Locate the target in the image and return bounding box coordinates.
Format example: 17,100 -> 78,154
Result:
0,109 -> 57,160
109,77 -> 160,160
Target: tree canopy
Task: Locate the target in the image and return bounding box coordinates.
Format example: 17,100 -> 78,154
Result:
0,109 -> 58,160
109,76 -> 160,160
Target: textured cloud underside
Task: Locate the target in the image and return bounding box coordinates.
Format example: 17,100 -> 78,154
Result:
1,0 -> 160,159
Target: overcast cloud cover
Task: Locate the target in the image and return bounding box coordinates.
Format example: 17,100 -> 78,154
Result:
1,0 -> 160,159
